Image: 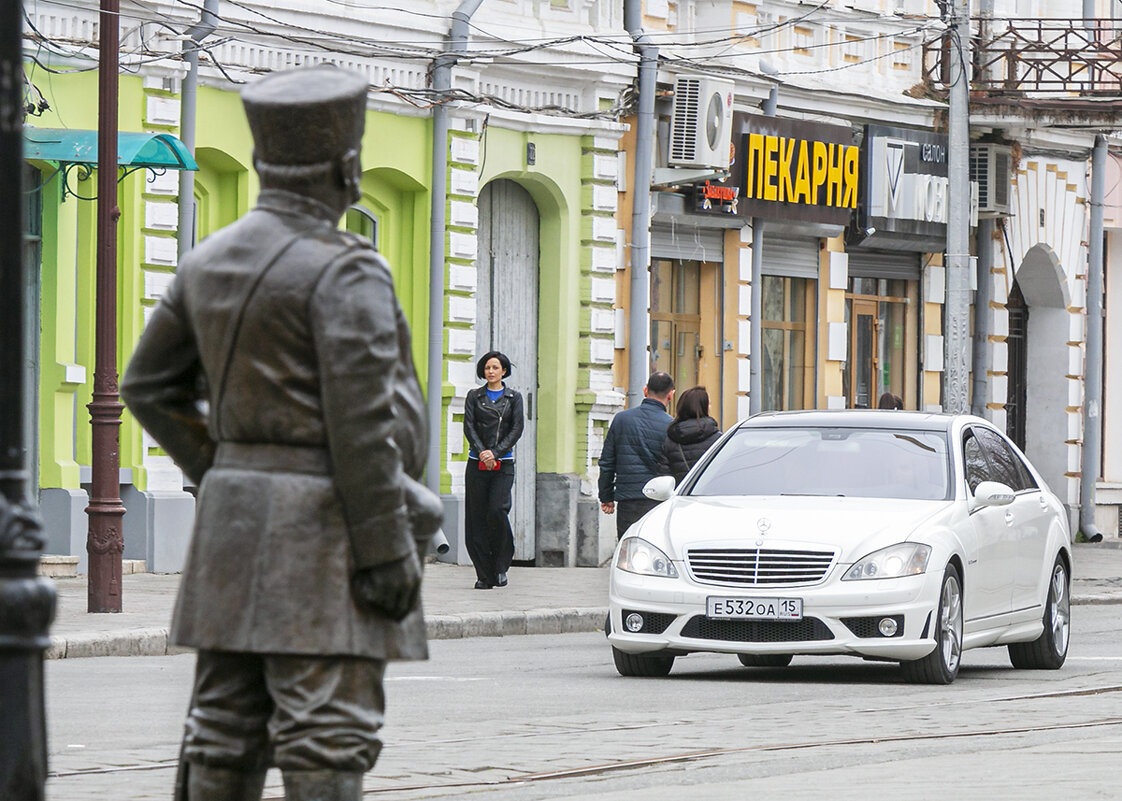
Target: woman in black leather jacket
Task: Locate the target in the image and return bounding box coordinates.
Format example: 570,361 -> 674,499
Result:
463,351 -> 525,589
658,385 -> 721,486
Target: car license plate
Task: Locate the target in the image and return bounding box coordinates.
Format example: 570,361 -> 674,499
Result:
706,597 -> 803,621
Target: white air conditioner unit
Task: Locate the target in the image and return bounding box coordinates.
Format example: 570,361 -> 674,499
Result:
668,75 -> 735,171
970,144 -> 1013,217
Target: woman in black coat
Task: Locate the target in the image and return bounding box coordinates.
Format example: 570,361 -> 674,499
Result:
658,385 -> 721,486
463,351 -> 524,589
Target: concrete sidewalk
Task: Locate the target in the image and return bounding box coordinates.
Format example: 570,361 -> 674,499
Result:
44,542 -> 1122,659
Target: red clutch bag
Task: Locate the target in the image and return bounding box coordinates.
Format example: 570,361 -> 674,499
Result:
477,460 -> 501,471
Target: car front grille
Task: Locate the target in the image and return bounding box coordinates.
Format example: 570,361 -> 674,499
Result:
686,547 -> 835,586
680,615 -> 833,642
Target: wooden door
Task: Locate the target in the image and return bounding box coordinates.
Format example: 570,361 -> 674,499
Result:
23,165 -> 41,489
1005,282 -> 1028,450
849,299 -> 879,408
650,259 -> 702,413
476,180 -> 539,560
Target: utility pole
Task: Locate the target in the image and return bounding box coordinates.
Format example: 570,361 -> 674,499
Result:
943,0 -> 972,414
1,0 -> 57,796
749,85 -> 778,416
87,0 -> 126,612
625,0 -> 657,405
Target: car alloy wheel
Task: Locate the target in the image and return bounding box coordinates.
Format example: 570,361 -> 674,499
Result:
901,565 -> 962,685
1008,556 -> 1070,670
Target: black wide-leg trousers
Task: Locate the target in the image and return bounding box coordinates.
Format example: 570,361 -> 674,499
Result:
464,459 -> 515,585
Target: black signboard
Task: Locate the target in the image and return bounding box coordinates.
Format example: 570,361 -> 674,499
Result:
702,111 -> 859,225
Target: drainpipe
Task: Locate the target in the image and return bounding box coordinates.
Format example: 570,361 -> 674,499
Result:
176,0 -> 217,259
970,218 -> 993,417
426,0 -> 485,496
749,84 -> 778,416
1080,135 -> 1106,543
624,0 -> 657,406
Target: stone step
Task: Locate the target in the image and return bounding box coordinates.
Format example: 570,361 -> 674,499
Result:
37,556 -> 149,578
39,555 -> 79,578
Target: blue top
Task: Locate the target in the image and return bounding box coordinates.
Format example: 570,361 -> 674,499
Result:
486,387 -> 504,402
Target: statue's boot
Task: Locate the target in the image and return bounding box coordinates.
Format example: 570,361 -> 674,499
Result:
186,764 -> 266,801
282,770 -> 364,801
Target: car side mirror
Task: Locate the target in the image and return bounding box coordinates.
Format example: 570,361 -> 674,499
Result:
973,480 -> 1015,508
643,475 -> 676,502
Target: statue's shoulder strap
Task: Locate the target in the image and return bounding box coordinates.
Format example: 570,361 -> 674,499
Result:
212,219 -> 319,437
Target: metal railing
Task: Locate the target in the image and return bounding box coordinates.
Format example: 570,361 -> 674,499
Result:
924,18 -> 1122,96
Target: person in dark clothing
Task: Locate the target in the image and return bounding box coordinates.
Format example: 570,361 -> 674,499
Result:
658,385 -> 722,486
598,372 -> 675,540
463,351 -> 524,589
877,392 -> 904,410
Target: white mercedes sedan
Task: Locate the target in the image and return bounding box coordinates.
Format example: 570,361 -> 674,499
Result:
607,410 -> 1072,684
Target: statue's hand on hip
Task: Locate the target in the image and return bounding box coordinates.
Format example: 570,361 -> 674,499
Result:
352,551 -> 423,622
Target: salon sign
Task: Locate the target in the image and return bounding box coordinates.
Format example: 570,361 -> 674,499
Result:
729,112 -> 859,225
865,125 -> 951,230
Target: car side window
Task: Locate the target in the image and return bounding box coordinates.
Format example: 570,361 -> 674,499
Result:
975,427 -> 1036,491
972,428 -> 1020,489
962,432 -> 991,494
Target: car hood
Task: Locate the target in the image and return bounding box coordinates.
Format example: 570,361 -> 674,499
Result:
641,495 -> 953,563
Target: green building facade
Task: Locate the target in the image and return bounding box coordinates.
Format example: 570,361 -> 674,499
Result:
24,63 -> 627,572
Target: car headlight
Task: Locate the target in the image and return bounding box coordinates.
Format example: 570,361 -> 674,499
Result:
842,543 -> 931,581
616,537 -> 679,578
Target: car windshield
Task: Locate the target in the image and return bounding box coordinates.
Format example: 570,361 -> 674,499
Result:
688,426 -> 951,501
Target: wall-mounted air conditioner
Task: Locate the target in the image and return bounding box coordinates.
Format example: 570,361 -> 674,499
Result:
668,75 -> 734,171
970,144 -> 1013,217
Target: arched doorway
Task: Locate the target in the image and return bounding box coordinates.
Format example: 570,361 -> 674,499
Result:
1008,244 -> 1071,503
1005,281 -> 1028,450
476,179 -> 539,561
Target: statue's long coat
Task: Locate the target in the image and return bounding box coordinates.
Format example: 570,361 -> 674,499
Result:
122,189 -> 428,660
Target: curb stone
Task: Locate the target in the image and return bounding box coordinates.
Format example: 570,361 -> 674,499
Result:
43,592 -> 1121,660
46,608 -> 610,660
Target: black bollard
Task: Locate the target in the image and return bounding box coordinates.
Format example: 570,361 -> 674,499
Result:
0,508 -> 56,801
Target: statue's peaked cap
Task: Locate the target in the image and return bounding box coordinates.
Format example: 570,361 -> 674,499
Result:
241,66 -> 368,166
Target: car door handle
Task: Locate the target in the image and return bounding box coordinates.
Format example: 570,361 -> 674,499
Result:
1004,511 -> 1015,525
1038,496 -> 1049,509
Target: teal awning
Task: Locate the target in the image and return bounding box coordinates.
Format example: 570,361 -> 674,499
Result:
23,127 -> 198,171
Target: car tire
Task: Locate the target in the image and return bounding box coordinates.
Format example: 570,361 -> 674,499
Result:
1008,556 -> 1070,670
737,653 -> 793,668
612,646 -> 675,677
900,564 -> 963,685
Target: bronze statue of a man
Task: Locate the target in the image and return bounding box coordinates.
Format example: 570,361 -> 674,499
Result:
121,65 -> 440,801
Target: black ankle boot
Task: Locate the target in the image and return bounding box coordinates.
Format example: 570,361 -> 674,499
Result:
281,770 -> 364,801
186,764 -> 266,801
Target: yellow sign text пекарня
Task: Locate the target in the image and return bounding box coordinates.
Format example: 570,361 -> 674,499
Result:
742,133 -> 859,209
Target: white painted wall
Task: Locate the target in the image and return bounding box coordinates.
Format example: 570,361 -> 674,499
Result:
1105,231 -> 1122,483
1023,305 -> 1072,502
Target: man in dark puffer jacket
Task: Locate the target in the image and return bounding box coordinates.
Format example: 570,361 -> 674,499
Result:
598,372 -> 675,540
